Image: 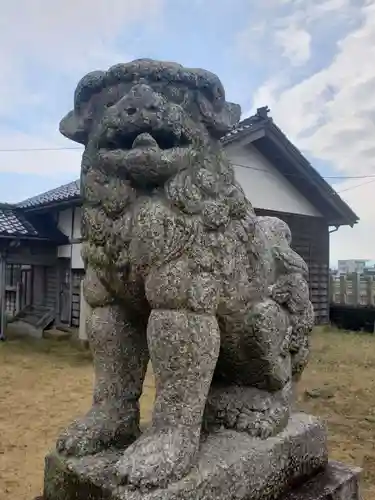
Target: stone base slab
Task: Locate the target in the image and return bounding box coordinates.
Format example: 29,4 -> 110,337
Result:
281,461 -> 362,499
44,413 -> 328,500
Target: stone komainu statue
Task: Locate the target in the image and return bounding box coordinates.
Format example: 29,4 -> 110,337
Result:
57,59 -> 314,489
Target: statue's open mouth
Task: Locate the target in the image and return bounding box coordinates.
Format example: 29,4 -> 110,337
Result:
96,126 -> 195,184
102,129 -> 191,151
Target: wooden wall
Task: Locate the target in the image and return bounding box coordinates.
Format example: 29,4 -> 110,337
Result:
255,209 -> 330,324
71,269 -> 85,328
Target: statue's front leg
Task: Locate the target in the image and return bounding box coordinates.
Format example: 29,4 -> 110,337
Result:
56,267 -> 149,457
116,266 -> 220,488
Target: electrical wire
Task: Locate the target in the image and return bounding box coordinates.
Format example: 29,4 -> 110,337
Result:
232,162 -> 375,193
0,145 -> 374,193
232,161 -> 375,180
1,145 -> 375,180
337,178 -> 375,193
0,147 -> 81,152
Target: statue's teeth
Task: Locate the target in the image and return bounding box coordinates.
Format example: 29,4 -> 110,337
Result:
132,133 -> 158,149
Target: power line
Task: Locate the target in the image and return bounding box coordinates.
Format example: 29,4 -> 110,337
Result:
337,178 -> 375,193
233,161 -> 375,180
1,145 -> 375,184
0,146 -> 81,152
233,162 -> 375,194
233,161 -> 375,194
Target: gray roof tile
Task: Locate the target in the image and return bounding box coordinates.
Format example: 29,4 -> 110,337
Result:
0,205 -> 69,242
18,180 -> 80,208
0,206 -> 40,237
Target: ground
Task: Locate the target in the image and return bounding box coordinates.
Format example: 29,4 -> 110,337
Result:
0,327 -> 374,500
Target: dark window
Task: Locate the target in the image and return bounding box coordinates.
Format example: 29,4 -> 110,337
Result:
5,264 -> 21,287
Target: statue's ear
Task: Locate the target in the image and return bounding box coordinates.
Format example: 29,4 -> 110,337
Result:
218,101 -> 241,130
59,110 -> 88,145
196,92 -> 241,138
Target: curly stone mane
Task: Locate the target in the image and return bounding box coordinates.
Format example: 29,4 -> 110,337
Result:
165,151 -> 255,230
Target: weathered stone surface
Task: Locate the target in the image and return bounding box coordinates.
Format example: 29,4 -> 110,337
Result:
44,413 -> 327,500
281,461 -> 362,499
50,57 -> 316,490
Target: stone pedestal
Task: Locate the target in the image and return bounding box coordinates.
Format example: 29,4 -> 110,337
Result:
42,413 -> 358,500
281,461 -> 362,499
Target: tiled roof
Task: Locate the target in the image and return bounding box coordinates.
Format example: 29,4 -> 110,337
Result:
221,114 -> 267,144
18,180 -> 80,209
0,204 -> 69,242
0,206 -> 40,237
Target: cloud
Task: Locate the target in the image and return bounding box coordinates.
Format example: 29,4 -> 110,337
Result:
246,0 -> 375,262
275,24 -> 312,66
235,0 -> 353,66
0,0 -> 163,75
1,0 -> 374,264
0,0 -> 164,116
0,0 -> 164,179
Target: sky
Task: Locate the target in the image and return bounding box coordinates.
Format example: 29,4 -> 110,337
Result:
0,0 -> 375,265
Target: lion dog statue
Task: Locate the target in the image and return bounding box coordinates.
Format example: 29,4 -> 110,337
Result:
56,59 -> 314,489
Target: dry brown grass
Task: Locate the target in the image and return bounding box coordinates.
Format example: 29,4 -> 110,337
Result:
0,327 -> 374,499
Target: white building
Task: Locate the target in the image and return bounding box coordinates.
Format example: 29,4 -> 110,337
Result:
337,260 -> 368,275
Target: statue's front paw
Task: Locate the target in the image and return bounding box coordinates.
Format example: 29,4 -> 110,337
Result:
56,406 -> 139,457
116,427 -> 200,489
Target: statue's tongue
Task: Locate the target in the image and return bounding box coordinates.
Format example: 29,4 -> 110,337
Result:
132,133 -> 158,149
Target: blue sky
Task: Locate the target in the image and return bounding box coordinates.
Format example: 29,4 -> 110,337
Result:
1,0 -> 375,263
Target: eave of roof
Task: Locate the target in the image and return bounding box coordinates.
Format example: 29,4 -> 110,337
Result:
0,204 -> 39,238
0,205 -> 68,243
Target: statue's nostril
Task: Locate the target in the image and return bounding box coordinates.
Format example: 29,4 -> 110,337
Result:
127,107 -> 137,116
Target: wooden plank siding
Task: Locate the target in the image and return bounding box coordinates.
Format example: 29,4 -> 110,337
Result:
45,266 -> 58,310
255,209 -> 330,324
71,269 -> 85,327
